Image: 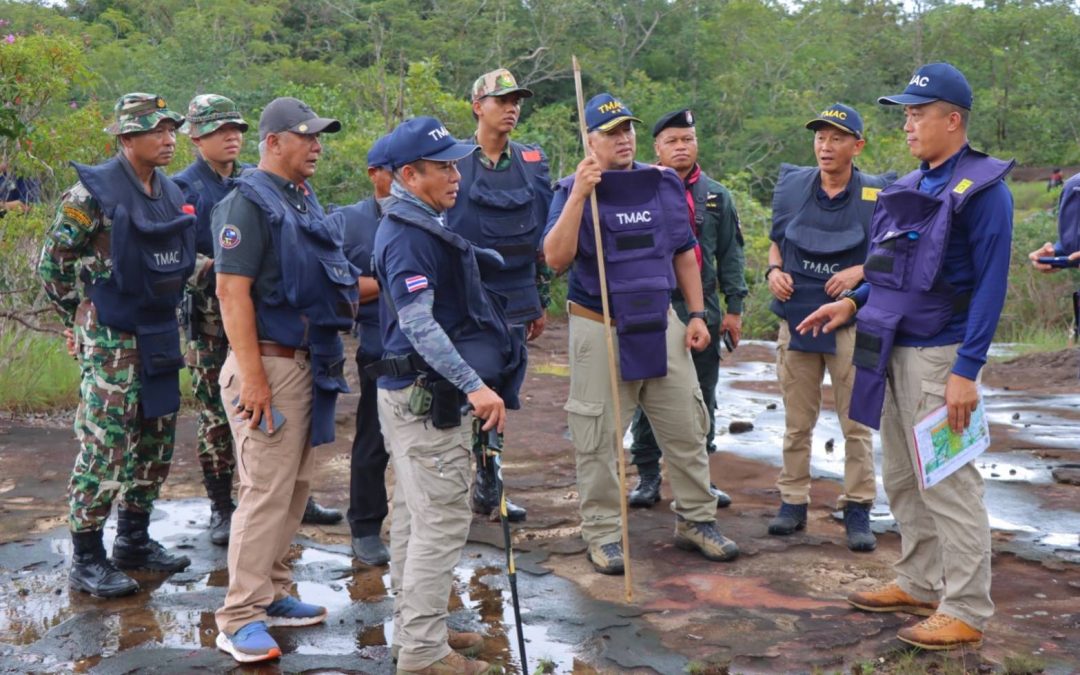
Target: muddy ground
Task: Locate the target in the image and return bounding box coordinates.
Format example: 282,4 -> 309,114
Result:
0,319 -> 1077,674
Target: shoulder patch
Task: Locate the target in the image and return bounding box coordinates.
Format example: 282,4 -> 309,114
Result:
521,149 -> 542,162
953,178 -> 974,195
62,204 -> 93,228
861,187 -> 881,201
219,225 -> 241,250
405,275 -> 428,293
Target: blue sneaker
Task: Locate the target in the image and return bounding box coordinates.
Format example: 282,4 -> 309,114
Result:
265,595 -> 328,627
215,621 -> 281,663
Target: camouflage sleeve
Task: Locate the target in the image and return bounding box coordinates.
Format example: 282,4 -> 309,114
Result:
37,184 -> 101,328
397,289 -> 484,394
535,259 -> 554,310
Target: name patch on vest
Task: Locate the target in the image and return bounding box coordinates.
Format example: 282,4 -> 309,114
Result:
953,178 -> 974,194
615,211 -> 652,225
802,259 -> 841,275
521,149 -> 542,162
153,250 -> 181,267
861,187 -> 881,201
219,225 -> 241,250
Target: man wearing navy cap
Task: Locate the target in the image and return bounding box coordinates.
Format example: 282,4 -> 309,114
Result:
447,67 -> 554,523
764,103 -> 895,551
369,116 -> 527,674
544,93 -> 739,576
626,108 -> 747,510
799,63 -> 1013,650
212,96 -> 355,663
335,134 -> 394,566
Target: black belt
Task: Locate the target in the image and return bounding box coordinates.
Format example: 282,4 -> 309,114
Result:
364,352 -> 429,379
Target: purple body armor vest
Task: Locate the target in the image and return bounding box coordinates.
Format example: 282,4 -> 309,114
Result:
560,167 -> 691,380
848,149 -> 1014,429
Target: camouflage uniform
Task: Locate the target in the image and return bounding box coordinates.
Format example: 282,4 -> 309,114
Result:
175,94 -> 251,481
38,93 -> 186,532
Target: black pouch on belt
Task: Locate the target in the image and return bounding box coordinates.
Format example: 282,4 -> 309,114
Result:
429,379 -> 464,429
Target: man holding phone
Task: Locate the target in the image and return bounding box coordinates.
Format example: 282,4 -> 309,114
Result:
626,108 -> 747,509
211,97 -> 357,663
1029,171 -> 1080,271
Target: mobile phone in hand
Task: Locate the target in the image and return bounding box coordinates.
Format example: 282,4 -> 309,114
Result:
232,396 -> 287,435
1037,256 -> 1080,268
721,330 -> 736,353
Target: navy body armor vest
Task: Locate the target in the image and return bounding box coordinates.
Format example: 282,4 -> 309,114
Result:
560,166 -> 690,381
235,170 -> 360,446
447,142 -> 548,325
848,149 -> 1014,429
73,157 -> 196,419
172,157 -> 249,256
771,164 -> 895,354
380,198 -> 528,409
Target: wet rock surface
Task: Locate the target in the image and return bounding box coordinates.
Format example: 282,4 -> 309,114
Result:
1,325 -> 1079,673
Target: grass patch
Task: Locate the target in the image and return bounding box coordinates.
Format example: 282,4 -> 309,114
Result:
1003,653 -> 1046,674
1009,178 -> 1060,218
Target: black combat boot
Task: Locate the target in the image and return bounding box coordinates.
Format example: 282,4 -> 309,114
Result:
203,473 -> 235,546
302,496 -> 343,525
111,509 -> 191,572
843,502 -> 877,552
628,472 -> 662,507
471,448 -> 526,522
70,529 -> 140,598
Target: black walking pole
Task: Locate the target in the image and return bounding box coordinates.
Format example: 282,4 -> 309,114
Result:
475,419 -> 528,672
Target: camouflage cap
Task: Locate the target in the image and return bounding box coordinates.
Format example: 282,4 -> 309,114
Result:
471,68 -> 533,102
103,93 -> 184,136
179,94 -> 250,138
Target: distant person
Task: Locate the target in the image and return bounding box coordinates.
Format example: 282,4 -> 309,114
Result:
1028,167 -> 1080,287
0,161 -> 40,215
1048,167 -> 1064,191
765,103 -> 895,551
800,63 -> 1013,651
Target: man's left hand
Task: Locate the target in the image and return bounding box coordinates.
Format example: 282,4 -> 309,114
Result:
526,311 -> 546,341
824,266 -> 863,298
720,313 -> 742,348
686,317 -> 711,351
945,373 -> 979,434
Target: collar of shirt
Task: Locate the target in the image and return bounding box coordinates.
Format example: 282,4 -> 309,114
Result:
918,145 -> 967,196
683,163 -> 702,191
197,154 -> 243,182
390,180 -> 445,225
815,183 -> 851,205
471,135 -> 512,171
261,169 -> 309,212
118,153 -> 162,199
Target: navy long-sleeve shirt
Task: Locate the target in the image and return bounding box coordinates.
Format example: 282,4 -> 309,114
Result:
855,147 -> 1013,381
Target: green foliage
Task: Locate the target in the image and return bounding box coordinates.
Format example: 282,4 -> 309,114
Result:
1003,653 -> 1047,675
0,329 -> 80,412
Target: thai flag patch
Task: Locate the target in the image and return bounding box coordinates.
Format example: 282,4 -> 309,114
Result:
404,275 -> 429,293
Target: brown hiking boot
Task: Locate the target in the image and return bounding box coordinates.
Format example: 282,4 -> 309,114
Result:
391,630 -> 484,662
847,582 -> 938,616
897,613 -> 983,650
395,649 -> 491,674
586,541 -> 625,575
674,519 -> 740,562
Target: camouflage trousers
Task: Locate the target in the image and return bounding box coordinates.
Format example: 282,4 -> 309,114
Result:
185,331 -> 234,479
69,300 -> 177,532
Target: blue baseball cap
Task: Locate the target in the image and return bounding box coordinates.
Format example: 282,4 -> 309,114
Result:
878,62 -> 973,110
805,103 -> 863,139
585,93 -> 642,133
366,133 -> 392,169
385,117 -> 477,169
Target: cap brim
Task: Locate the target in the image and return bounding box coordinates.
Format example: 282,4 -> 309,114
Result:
805,119 -> 860,138
290,117 -> 342,134
421,142 -> 478,163
481,86 -> 534,100
594,115 -> 642,133
181,118 -> 251,138
877,93 -> 939,106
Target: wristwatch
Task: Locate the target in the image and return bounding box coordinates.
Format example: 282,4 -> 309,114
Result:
687,311 -> 707,322
765,263 -> 781,280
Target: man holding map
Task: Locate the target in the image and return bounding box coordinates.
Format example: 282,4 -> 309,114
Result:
797,63 -> 1012,650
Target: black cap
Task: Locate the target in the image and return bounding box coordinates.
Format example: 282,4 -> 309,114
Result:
652,108 -> 695,138
258,97 -> 342,140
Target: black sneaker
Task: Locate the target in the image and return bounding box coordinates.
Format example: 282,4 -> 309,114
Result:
628,473 -> 661,507
767,502 -> 807,536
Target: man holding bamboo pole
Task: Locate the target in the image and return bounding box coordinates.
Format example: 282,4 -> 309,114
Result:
543,92 -> 739,576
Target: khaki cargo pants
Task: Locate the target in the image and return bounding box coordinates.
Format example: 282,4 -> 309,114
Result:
379,386 -> 473,672
776,322 -> 876,507
566,307 -> 716,546
882,344 -> 993,630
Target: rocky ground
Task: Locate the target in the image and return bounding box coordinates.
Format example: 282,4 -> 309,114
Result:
0,319 -> 1077,674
